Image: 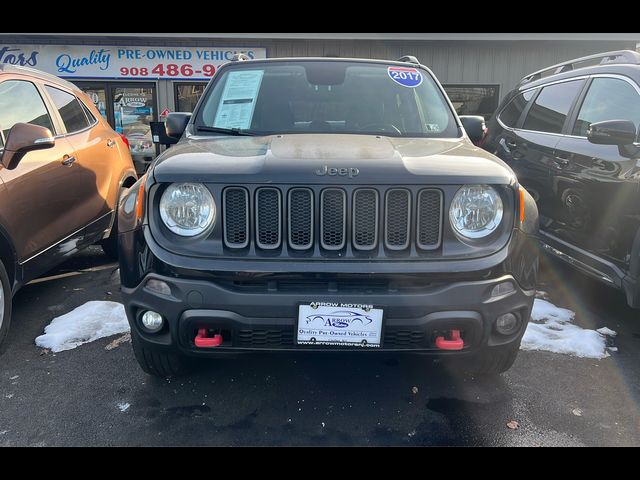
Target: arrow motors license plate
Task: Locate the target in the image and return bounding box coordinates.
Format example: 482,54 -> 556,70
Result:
297,303 -> 383,347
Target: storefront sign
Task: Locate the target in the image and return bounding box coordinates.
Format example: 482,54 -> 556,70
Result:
0,45 -> 266,80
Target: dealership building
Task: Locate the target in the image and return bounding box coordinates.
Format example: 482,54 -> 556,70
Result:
1,32 -> 638,166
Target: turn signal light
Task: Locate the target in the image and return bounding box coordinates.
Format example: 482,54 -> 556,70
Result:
135,174 -> 146,221
519,186 -> 525,223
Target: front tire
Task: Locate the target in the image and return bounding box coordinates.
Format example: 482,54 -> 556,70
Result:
0,260 -> 13,351
131,332 -> 194,378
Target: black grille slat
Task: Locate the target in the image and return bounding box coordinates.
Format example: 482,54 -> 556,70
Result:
385,189 -> 410,250
236,329 -> 294,347
417,189 -> 443,250
320,189 -> 346,250
221,186 -> 443,256
223,187 -> 249,248
256,188 -> 281,249
353,189 -> 379,250
288,188 -> 313,250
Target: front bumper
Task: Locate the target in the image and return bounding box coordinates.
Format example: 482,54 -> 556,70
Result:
121,272 -> 535,356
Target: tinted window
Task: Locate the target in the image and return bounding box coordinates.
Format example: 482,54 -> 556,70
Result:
45,86 -> 90,133
522,80 -> 584,134
499,90 -> 535,127
197,61 -> 459,138
573,77 -> 640,137
80,100 -> 97,124
0,80 -> 54,147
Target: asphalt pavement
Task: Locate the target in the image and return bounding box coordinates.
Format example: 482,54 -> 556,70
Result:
0,246 -> 639,446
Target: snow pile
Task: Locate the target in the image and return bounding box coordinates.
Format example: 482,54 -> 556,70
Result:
35,301 -> 129,352
521,298 -> 615,359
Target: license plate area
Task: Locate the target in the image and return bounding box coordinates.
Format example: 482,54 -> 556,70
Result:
297,303 -> 383,348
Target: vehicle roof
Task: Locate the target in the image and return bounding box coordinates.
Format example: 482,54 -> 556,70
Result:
515,62 -> 640,93
0,63 -> 81,92
221,56 -> 426,68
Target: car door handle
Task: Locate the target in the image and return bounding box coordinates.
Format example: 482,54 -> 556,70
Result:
107,139 -> 116,147
61,155 -> 76,166
505,140 -> 517,149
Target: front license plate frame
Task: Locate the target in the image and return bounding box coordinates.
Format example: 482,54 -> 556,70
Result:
296,302 -> 384,348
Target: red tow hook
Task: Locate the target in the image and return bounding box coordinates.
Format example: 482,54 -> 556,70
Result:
435,329 -> 464,351
194,328 -> 223,348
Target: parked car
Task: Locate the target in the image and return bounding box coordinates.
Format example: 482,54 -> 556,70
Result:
118,55 -> 539,377
483,50 -> 640,308
0,64 -> 138,347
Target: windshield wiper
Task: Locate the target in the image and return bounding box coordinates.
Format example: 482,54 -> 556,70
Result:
195,125 -> 255,136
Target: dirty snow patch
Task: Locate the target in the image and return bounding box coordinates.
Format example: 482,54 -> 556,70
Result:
35,301 -> 129,353
596,327 -> 617,337
117,402 -> 131,412
521,299 -> 613,359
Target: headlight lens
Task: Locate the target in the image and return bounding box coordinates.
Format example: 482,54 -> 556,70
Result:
159,183 -> 215,236
449,185 -> 503,238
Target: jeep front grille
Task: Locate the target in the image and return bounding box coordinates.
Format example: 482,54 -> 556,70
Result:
222,187 -> 249,248
222,186 -> 443,255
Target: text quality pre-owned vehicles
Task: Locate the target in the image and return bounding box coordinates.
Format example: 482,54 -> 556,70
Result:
0,64 -> 137,347
483,50 -> 640,308
118,56 -> 539,377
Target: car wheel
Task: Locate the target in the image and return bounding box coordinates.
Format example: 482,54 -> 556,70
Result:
100,187 -> 127,260
0,259 -> 13,351
131,331 -> 195,378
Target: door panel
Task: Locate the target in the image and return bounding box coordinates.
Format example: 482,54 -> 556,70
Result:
551,137 -> 639,266
509,130 -> 561,226
0,137 -> 79,261
549,76 -> 640,267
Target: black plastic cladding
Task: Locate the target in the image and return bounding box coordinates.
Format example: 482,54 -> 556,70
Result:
148,183 -> 516,261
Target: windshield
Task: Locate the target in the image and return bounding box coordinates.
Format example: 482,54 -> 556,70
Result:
194,61 -> 460,138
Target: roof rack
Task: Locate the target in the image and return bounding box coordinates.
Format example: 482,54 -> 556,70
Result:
397,55 -> 420,64
520,50 -> 640,85
230,53 -> 251,62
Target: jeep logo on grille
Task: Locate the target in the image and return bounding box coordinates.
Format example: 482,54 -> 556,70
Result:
314,165 -> 360,178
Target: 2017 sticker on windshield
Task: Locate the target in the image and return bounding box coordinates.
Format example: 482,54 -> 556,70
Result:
388,66 -> 423,87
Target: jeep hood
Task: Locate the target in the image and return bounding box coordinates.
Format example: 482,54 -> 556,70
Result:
152,134 -> 515,185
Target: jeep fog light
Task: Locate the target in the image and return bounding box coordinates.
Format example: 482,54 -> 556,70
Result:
495,313 -> 519,335
141,311 -> 164,332
145,279 -> 171,296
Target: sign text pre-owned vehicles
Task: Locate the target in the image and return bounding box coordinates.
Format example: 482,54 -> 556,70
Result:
117,56 -> 539,377
483,50 -> 640,308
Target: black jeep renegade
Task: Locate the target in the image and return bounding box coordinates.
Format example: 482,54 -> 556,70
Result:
117,56 -> 539,377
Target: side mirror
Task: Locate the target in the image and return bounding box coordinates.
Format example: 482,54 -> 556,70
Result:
150,121 -> 178,146
1,123 -> 55,170
165,112 -> 192,139
587,120 -> 637,146
459,115 -> 487,146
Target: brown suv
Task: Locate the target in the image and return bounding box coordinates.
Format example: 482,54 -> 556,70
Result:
0,64 -> 137,347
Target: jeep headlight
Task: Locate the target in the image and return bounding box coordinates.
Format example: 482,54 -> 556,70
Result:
449,185 -> 503,239
159,183 -> 216,236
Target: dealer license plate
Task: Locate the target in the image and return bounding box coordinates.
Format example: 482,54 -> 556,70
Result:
297,303 -> 383,347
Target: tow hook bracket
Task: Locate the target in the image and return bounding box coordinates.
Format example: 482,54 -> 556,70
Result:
194,328 -> 223,348
435,329 -> 464,350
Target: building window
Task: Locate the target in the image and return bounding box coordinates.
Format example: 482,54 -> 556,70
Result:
175,83 -> 207,112
443,85 -> 499,120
